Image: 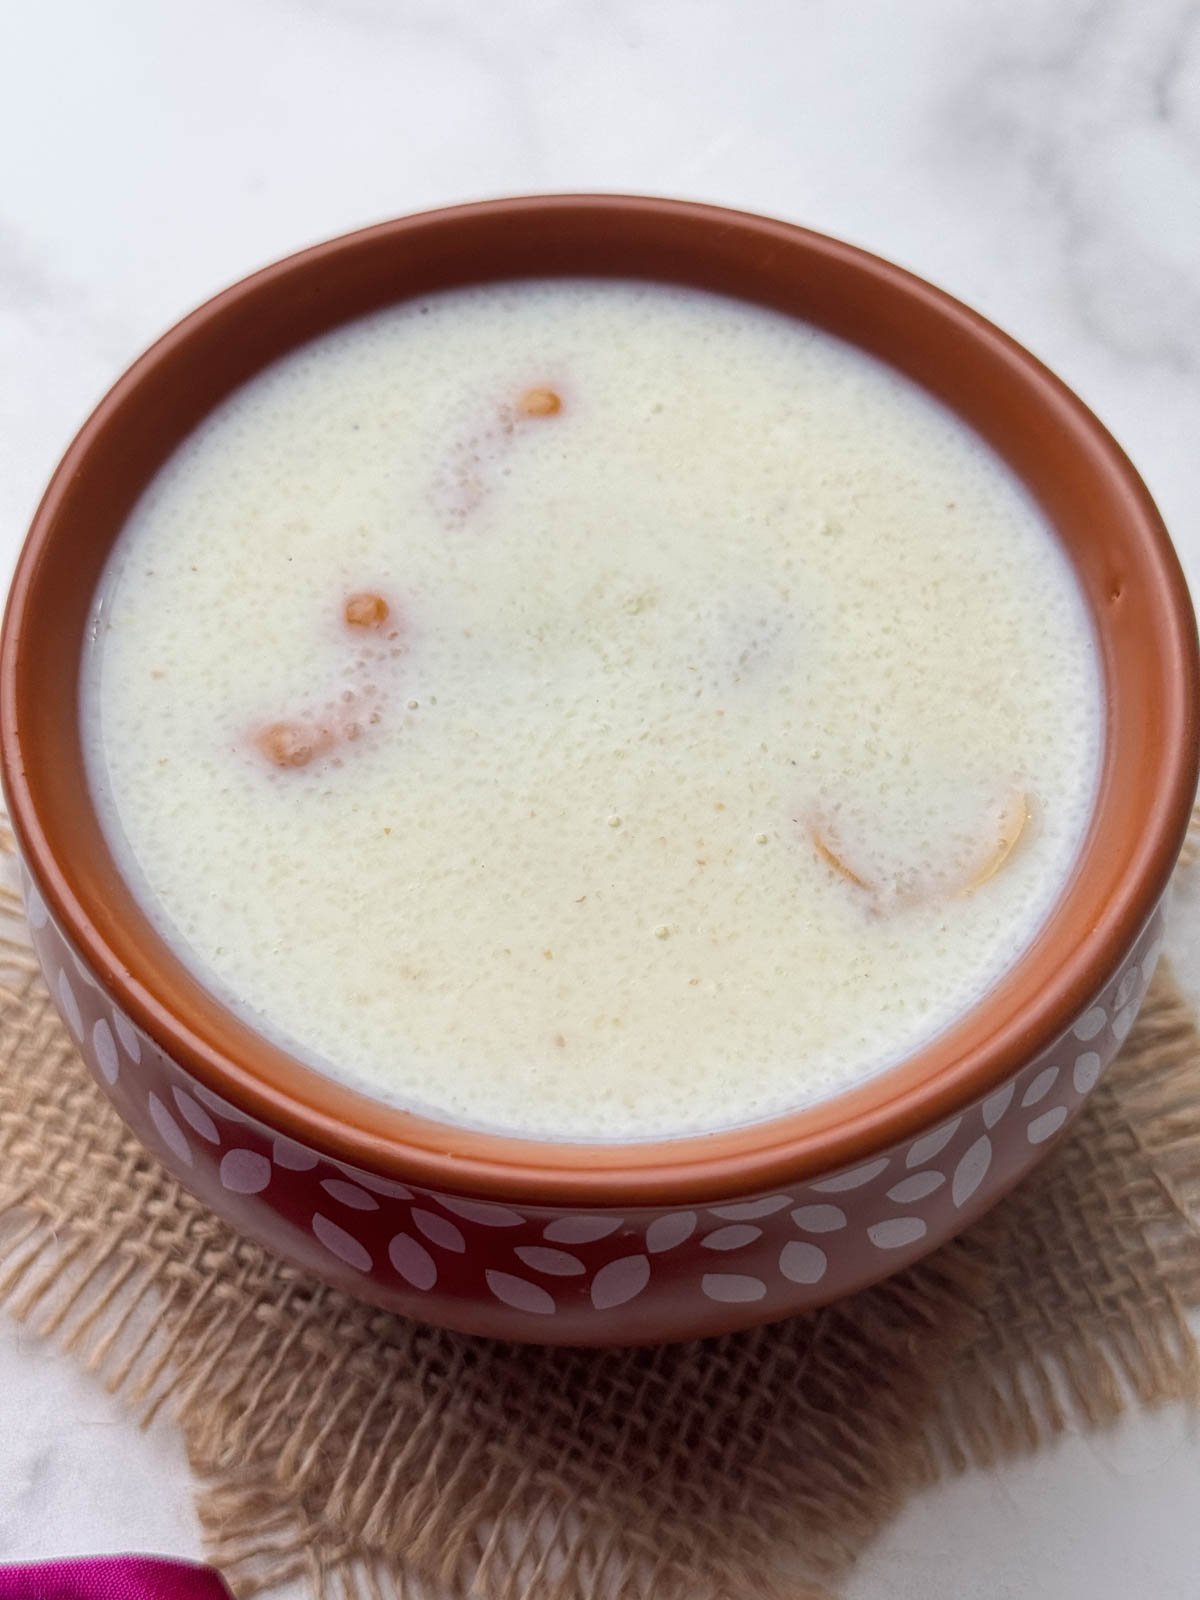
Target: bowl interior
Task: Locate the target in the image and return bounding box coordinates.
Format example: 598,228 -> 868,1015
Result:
3,196 -> 1197,1204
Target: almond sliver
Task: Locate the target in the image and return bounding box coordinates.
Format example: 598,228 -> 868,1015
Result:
811,824 -> 875,893
961,790 -> 1030,895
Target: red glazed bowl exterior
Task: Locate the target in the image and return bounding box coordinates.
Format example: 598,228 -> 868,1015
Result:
3,198 -> 1197,1344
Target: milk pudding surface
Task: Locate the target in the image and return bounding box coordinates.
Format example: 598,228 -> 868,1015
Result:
83,278 -> 1102,1141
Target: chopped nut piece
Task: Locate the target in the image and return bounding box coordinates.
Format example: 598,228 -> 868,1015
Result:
810,790 -> 1031,907
811,824 -> 874,893
256,721 -> 332,769
344,592 -> 390,629
519,386 -> 562,417
961,791 -> 1030,895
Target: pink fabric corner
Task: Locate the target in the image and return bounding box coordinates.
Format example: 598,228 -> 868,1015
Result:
0,1557 -> 232,1600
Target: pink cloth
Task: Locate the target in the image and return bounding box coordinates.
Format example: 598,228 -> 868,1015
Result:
0,1557 -> 231,1600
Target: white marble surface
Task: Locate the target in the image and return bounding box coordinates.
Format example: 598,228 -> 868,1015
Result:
3,0 -> 1200,1594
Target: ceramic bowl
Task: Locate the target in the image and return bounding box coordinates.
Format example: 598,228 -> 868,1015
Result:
3,197 -> 1197,1345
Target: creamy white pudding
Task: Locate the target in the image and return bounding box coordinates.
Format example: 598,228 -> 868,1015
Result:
84,279 -> 1102,1140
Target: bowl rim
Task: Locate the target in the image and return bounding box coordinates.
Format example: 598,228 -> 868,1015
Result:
3,193 -> 1198,1206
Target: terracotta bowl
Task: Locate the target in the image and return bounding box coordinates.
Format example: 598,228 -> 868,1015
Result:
2,197 -> 1197,1345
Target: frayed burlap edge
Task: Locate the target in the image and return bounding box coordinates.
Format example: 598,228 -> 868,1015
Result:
2,810 -> 1200,1600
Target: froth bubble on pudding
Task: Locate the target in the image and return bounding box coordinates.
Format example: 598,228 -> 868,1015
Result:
84,279 -> 1102,1142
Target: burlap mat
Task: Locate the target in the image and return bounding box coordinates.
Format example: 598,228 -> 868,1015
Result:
3,819 -> 1200,1600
